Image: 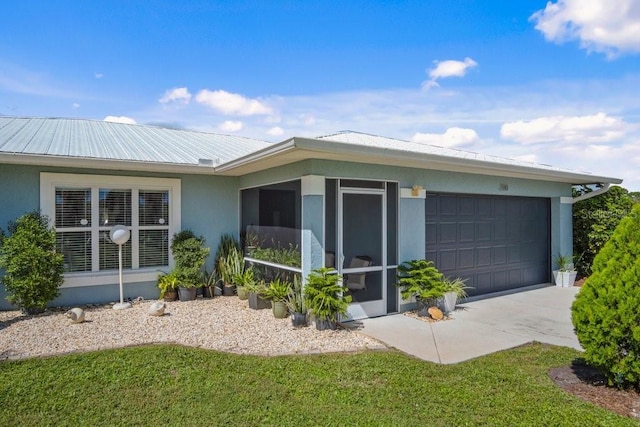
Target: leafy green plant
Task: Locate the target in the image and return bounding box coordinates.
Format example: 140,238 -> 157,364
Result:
171,230 -> 210,288
233,267 -> 255,289
573,185 -> 634,276
262,278 -> 291,302
250,243 -> 301,268
395,259 -> 445,302
554,254 -> 575,272
0,211 -> 64,312
157,271 -> 179,298
219,246 -> 244,286
284,275 -> 306,314
442,277 -> 469,299
572,203 -> 640,389
304,267 -> 351,323
214,233 -> 241,276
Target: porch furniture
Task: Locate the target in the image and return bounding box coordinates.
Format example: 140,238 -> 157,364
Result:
345,256 -> 372,291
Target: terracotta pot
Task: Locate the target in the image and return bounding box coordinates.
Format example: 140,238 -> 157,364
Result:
163,289 -> 178,302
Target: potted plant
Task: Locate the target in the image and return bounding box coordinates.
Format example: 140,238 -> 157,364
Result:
201,269 -> 219,298
263,278 -> 291,319
442,276 -> 469,313
246,280 -> 271,310
171,230 -> 210,301
219,246 -> 244,296
284,275 -> 308,327
233,267 -> 254,300
553,254 -> 578,288
304,267 -> 351,330
396,259 -> 445,316
157,271 -> 179,301
214,234 -> 242,295
0,211 -> 64,315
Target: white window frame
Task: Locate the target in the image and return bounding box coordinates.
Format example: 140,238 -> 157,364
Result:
40,173 -> 181,288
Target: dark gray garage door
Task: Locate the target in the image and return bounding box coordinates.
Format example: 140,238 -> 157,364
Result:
425,193 -> 550,296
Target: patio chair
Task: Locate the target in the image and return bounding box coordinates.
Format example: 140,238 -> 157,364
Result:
345,255 -> 372,292
325,251 -> 335,268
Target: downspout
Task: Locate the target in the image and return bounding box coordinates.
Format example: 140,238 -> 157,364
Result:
566,183 -> 612,204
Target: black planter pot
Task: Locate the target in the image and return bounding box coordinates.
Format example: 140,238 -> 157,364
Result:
178,286 -> 197,301
248,292 -> 271,310
315,318 -> 337,331
222,284 -> 235,296
291,312 -> 309,327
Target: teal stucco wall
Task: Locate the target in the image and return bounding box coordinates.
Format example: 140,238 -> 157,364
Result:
0,164 -> 240,309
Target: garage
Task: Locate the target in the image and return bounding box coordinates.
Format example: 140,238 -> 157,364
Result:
425,193 -> 550,296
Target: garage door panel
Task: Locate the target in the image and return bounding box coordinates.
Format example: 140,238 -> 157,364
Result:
426,193 -> 550,296
439,223 -> 457,243
459,222 -> 475,242
493,246 -> 507,264
477,247 -> 492,267
439,250 -> 457,270
458,248 -> 474,269
477,222 -> 491,241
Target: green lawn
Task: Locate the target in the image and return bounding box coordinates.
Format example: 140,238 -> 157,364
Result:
0,343 -> 635,426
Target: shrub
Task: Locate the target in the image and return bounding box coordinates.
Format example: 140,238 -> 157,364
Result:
0,211 -> 64,312
572,203 -> 640,389
304,267 -> 351,323
573,185 -> 633,276
395,259 -> 445,302
171,230 -> 210,288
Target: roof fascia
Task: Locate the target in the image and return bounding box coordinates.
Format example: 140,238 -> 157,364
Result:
0,153 -> 218,175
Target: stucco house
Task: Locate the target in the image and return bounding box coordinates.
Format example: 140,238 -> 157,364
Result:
0,116 -> 622,318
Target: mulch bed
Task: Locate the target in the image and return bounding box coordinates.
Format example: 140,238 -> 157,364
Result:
549,361 -> 640,419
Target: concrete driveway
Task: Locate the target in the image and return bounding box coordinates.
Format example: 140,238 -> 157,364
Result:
358,285 -> 581,364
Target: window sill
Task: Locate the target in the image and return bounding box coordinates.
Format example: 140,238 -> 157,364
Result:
62,268 -> 169,288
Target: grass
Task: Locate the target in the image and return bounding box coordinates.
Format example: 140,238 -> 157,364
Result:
0,343 -> 636,426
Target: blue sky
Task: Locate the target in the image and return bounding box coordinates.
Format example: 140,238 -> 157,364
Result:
2,1 -> 640,189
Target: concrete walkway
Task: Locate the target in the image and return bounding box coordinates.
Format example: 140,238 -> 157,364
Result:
358,285 -> 582,364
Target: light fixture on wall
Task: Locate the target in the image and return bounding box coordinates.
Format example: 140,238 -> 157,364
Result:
411,185 -> 423,197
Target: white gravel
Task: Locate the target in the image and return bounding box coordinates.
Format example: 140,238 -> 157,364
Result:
0,296 -> 386,360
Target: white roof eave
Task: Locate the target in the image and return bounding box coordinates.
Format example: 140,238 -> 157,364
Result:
215,137 -> 623,185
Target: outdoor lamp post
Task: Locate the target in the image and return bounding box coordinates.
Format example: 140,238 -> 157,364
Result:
110,225 -> 132,310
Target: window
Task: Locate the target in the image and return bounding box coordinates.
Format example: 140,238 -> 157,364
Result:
41,173 -> 180,281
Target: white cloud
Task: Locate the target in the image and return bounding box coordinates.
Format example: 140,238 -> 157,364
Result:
195,89 -> 272,116
218,120 -> 243,132
530,0 -> 640,57
104,115 -> 137,125
500,113 -> 629,144
72,103 -> 80,109
267,126 -> 284,136
159,87 -> 192,104
94,72 -> 104,79
411,127 -> 480,148
423,57 -> 478,89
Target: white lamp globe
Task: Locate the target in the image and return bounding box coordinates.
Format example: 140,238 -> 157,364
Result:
110,225 -> 130,245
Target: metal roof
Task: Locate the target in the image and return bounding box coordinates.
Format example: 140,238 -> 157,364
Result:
0,116 -> 271,167
0,117 -> 623,185
317,131 -> 579,176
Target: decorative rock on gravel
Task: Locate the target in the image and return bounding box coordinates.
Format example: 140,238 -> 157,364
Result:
0,297 -> 386,360
65,308 -> 85,324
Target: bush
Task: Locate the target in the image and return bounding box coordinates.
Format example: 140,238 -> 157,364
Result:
572,203 -> 640,389
0,211 -> 64,312
170,230 -> 210,288
573,185 -> 633,276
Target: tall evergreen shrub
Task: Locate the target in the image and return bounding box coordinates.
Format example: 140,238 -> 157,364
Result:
572,203 -> 640,389
0,211 -> 64,312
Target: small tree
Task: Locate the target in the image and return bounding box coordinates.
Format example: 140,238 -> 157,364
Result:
0,211 -> 64,313
573,185 -> 633,276
572,203 -> 640,389
170,230 -> 210,288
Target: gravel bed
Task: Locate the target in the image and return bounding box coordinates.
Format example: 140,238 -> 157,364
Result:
0,297 -> 387,360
